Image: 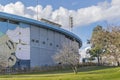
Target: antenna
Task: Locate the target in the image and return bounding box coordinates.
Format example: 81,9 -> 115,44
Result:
37,0 -> 39,20
69,16 -> 73,31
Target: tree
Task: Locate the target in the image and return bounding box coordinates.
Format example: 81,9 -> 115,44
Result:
89,26 -> 120,66
53,41 -> 80,74
88,25 -> 105,65
88,46 -> 105,65
104,27 -> 120,66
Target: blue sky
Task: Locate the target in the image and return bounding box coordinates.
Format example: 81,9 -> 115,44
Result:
0,0 -> 111,9
0,0 -> 120,50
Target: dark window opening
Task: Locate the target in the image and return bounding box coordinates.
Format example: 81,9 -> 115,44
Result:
0,18 -> 7,22
56,45 -> 59,47
9,20 -> 19,25
36,40 -> 39,43
50,43 -> 52,46
43,41 -> 45,44
58,62 -> 62,65
65,35 -> 74,41
32,39 -> 35,42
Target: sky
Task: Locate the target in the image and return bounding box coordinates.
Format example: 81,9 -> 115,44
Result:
0,0 -> 120,58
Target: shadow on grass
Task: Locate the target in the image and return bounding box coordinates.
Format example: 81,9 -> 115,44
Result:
77,66 -> 116,72
23,66 -> 116,75
0,66 -> 117,77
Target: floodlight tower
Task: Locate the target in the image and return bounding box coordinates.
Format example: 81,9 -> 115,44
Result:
69,16 -> 73,32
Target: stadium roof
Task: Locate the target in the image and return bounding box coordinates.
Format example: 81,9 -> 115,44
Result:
0,12 -> 82,47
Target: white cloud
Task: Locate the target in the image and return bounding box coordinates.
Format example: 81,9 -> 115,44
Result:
4,1 -> 24,15
0,0 -> 120,29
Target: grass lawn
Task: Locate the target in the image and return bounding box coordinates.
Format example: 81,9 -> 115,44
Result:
0,66 -> 120,80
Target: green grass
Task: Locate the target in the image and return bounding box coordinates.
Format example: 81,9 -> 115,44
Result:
0,66 -> 120,80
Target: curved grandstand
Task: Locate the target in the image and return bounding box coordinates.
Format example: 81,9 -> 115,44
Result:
0,12 -> 82,69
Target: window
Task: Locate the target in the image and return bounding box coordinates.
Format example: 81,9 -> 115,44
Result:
56,45 -> 59,47
43,41 -> 45,44
65,35 -> 74,41
36,40 -> 39,43
9,20 -> 19,25
50,43 -> 52,46
32,39 -> 35,42
0,18 -> 7,22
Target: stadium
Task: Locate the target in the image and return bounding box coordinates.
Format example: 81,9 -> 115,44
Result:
0,12 -> 82,69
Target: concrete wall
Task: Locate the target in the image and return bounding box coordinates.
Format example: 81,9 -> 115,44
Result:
30,26 -> 79,67
0,19 -> 30,68
0,17 -> 80,68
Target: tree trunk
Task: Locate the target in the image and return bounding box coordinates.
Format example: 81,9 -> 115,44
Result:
117,61 -> 120,66
100,56 -> 103,65
72,66 -> 78,74
97,56 -> 100,66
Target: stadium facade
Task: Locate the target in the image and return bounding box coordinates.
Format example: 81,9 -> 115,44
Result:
0,12 -> 82,69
